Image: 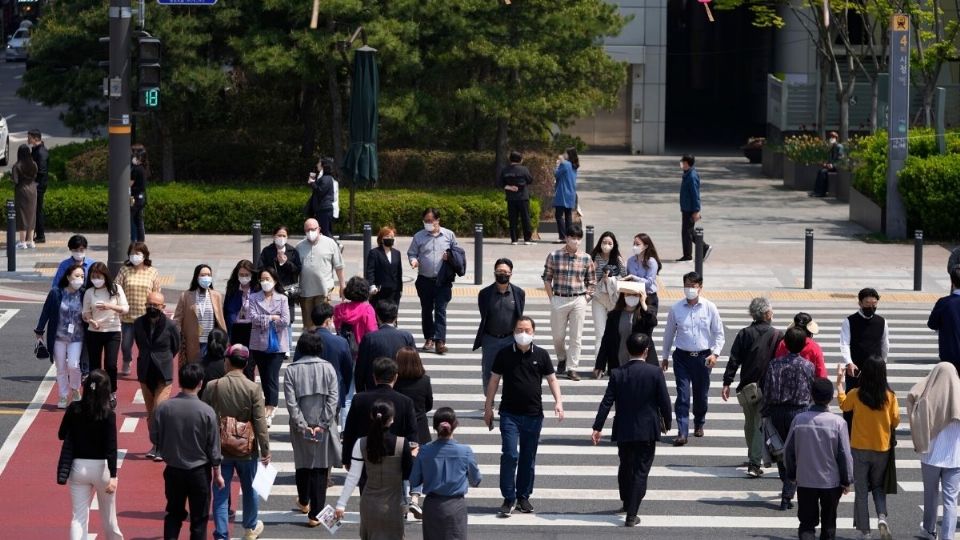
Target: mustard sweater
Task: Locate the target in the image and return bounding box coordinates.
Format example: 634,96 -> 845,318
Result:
838,388 -> 900,452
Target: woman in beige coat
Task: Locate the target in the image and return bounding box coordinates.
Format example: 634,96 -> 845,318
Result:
173,264 -> 226,365
12,144 -> 37,249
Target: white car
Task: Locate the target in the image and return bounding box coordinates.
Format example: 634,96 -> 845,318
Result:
0,117 -> 8,166
6,27 -> 30,62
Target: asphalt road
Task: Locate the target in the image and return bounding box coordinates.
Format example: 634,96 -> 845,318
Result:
0,300 -> 47,443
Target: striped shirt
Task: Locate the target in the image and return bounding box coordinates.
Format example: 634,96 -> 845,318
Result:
196,291 -> 214,343
922,420 -> 960,468
116,265 -> 161,323
543,249 -> 596,296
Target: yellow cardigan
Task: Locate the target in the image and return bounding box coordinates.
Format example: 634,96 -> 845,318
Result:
838,388 -> 900,452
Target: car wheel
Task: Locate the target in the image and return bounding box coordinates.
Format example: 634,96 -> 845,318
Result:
0,137 -> 8,166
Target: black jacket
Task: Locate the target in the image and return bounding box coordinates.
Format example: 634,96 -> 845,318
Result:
722,321 -> 781,392
437,245 -> 467,287
32,143 -> 49,188
308,173 -> 336,213
364,246 -> 403,293
355,324 -> 416,393
594,308 -> 658,372
258,243 -> 302,288
592,359 -> 672,443
342,384 -> 419,467
134,314 -> 181,384
473,283 -> 525,350
498,163 -> 534,201
394,375 -> 434,444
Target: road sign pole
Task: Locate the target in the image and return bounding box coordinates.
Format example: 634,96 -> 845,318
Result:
108,0 -> 132,277
886,14 -> 910,240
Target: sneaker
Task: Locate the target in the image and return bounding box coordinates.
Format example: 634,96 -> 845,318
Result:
153,451 -> 164,463
511,241 -> 520,245
295,498 -> 310,514
408,500 -> 423,520
858,532 -> 872,540
918,523 -> 936,540
565,369 -> 580,381
675,256 -> 693,262
523,241 -> 534,245
557,360 -> 566,373
109,393 -> 117,409
877,515 -> 892,540
516,497 -> 534,513
72,389 -> 82,402
703,246 -> 714,262
33,236 -> 45,244
779,497 -> 794,510
497,498 -> 514,518
57,396 -> 68,409
26,242 -> 35,249
746,464 -> 763,478
15,241 -> 26,249
243,520 -> 264,540
145,446 -> 157,459
120,361 -> 131,376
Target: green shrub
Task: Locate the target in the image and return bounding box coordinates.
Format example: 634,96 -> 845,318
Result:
782,134 -> 829,166
898,153 -> 960,240
49,139 -> 107,182
5,182 -> 539,237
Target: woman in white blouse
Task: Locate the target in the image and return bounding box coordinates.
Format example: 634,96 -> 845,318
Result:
82,262 -> 129,407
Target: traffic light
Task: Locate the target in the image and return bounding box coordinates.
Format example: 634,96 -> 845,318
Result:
137,37 -> 161,110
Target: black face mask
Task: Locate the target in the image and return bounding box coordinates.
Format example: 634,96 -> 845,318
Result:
146,307 -> 162,319
495,274 -> 510,285
861,306 -> 876,317
383,238 -> 395,248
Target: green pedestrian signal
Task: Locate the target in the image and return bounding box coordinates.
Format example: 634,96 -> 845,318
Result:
141,87 -> 160,109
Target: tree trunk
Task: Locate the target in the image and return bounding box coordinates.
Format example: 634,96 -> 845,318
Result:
160,119 -> 174,182
817,54 -> 830,136
922,83 -> 935,127
838,76 -> 855,142
495,116 -> 508,178
300,83 -> 318,159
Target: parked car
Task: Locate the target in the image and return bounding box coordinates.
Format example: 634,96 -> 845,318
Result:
6,27 -> 30,62
0,116 -> 8,166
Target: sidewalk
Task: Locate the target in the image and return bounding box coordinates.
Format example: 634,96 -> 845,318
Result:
0,155 -> 952,304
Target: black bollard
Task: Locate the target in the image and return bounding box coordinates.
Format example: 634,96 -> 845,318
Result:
251,220 -> 261,264
694,228 -> 704,277
363,222 -> 372,271
474,223 -> 483,285
804,228 -> 814,290
585,225 -> 595,254
914,230 -> 923,291
6,200 -> 15,272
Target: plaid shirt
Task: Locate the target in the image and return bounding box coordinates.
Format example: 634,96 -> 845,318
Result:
116,265 -> 162,323
762,353 -> 814,412
542,249 -> 596,296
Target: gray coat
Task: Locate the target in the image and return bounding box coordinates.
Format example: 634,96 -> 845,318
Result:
284,356 -> 341,468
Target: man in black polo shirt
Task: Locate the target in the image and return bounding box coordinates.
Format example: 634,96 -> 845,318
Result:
484,316 -> 565,518
838,287 -> 889,427
474,258 -> 526,394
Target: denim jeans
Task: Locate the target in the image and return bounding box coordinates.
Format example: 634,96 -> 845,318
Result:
121,322 -> 135,366
339,378 -> 356,432
212,458 -> 258,539
499,412 -> 543,501
672,350 -> 712,437
415,275 -> 452,341
922,462 -> 960,540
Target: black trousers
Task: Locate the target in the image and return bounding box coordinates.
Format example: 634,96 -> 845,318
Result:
415,275 -> 452,341
797,486 -> 842,540
85,330 -> 120,392
617,440 -> 656,517
34,186 -> 46,239
317,209 -> 335,238
295,467 -> 329,520
507,199 -> 532,243
131,203 -> 146,243
555,207 -> 573,240
163,465 -> 211,540
370,288 -> 402,308
681,211 -> 709,259
813,167 -> 832,196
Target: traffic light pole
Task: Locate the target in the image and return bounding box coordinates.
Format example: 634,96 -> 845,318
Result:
108,0 -> 132,276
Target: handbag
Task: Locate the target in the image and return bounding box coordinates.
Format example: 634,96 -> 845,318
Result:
34,338 -> 50,361
265,321 -> 281,353
883,432 -> 898,494
283,282 -> 301,303
57,435 -> 74,485
212,380 -> 255,458
737,383 -> 763,406
762,417 -> 785,463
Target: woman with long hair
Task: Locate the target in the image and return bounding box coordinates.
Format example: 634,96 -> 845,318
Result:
82,262 -> 129,406
410,408 -> 481,540
394,346 -> 434,518
223,259 -> 258,347
116,241 -> 161,375
594,284 -> 658,378
837,356 -> 899,539
12,143 -> 37,249
173,263 -> 227,364
130,143 -> 149,242
589,231 -> 627,347
257,225 -> 301,333
58,369 -> 123,540
249,267 -> 289,424
625,233 -> 664,318
36,263 -> 87,408
553,147 -> 579,242
335,400 -> 413,539
199,328 -> 229,398
365,226 -> 403,306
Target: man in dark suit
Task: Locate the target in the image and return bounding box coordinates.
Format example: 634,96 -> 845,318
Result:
298,303 -> 354,425
591,333 -> 671,527
473,258 -> 525,394
341,357 -> 419,470
134,291 -> 181,461
355,300 -> 415,393
929,267 -> 960,372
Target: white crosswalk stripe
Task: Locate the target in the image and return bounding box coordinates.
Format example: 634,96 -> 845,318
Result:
239,299 -> 940,537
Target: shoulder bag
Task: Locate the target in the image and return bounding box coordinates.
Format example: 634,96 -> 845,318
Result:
213,380 -> 255,458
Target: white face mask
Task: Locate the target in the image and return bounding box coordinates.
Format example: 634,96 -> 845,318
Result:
684,287 -> 700,301
261,280 -> 275,293
566,238 -> 580,250
91,278 -> 105,289
423,221 -> 434,232
129,253 -> 144,266
625,296 -> 641,307
71,251 -> 85,262
238,276 -> 251,286
514,332 -> 534,347
274,237 -> 286,247
600,243 -> 613,254
69,277 -> 85,289
306,230 -> 319,242
633,245 -> 645,255
829,138 -> 837,144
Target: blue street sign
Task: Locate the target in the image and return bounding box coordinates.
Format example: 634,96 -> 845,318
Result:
157,0 -> 217,5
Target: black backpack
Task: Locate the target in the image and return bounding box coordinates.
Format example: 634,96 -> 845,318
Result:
338,322 -> 359,358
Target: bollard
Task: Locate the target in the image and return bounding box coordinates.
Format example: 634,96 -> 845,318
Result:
6,200 -> 15,272
362,222 -> 372,271
251,220 -> 261,264
694,228 -> 704,277
474,223 -> 483,285
804,228 -> 814,290
914,230 -> 923,291
585,225 -> 595,254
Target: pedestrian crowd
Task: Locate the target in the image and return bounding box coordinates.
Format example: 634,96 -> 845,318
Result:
36,152 -> 960,540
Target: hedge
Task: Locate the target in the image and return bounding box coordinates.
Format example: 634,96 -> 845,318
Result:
898,153 -> 960,239
0,182 -> 540,237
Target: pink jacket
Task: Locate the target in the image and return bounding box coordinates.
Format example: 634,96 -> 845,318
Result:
334,301 -> 378,346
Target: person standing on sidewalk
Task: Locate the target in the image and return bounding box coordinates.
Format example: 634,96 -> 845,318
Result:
784,378 -> 853,540
474,258 -> 526,393
676,155 -> 712,262
306,157 -> 337,238
484,316 -> 565,517
116,242 -> 161,376
36,263 -> 87,408
553,148 -> 578,242
82,262 -> 129,407
28,129 -> 48,244
297,218 -> 345,331
722,297 -> 781,478
542,223 -> 595,381
153,363 -> 225,540
661,271 -> 725,445
839,288 -> 889,427
499,150 -> 534,245
135,291 -> 180,461
129,144 -> 149,243
591,333 -> 671,527
12,143 -> 37,249
928,267 -> 960,373
203,344 -> 271,540
407,207 -> 458,355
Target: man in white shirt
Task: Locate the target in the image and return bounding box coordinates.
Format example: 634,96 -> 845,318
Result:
296,218 -> 345,332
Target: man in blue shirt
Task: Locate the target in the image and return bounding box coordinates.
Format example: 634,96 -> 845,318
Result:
661,271 -> 725,446
51,234 -> 96,288
929,267 -> 960,373
407,207 -> 458,355
677,155 -> 712,262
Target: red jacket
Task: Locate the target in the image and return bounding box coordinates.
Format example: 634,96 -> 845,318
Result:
775,336 -> 827,378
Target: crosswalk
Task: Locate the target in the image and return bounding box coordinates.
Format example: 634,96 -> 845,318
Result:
239,298 -> 940,539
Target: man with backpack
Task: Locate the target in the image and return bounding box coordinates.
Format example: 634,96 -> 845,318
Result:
722,297 -> 782,478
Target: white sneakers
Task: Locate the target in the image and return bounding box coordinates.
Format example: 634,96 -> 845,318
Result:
243,520 -> 264,539
57,396 -> 68,409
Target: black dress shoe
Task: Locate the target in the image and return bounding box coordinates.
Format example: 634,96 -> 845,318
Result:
673,436 -> 688,446
625,516 -> 639,527
675,257 -> 693,262
779,497 -> 794,510
34,236 -> 46,244
694,426 -> 704,437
